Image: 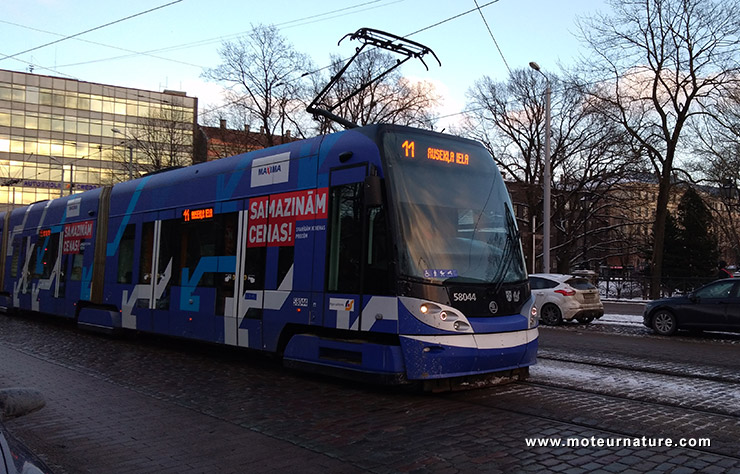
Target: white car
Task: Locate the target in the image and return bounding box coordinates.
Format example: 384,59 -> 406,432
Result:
529,273 -> 604,326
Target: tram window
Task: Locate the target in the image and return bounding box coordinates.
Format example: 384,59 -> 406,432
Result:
244,246 -> 266,289
10,238 -> 22,278
59,255 -> 67,293
222,213 -> 238,256
157,219 -> 181,310
216,213 -> 238,315
159,219 -> 180,282
28,240 -> 38,278
45,233 -> 60,279
276,246 -> 294,289
364,207 -> 391,295
70,253 -> 84,281
181,219 -> 216,287
117,224 -> 136,284
139,222 -> 154,285
179,212 -> 238,289
327,183 -> 362,293
30,233 -> 59,279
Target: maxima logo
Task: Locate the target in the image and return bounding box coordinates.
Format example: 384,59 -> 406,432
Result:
259,164 -> 281,175
251,152 -> 290,187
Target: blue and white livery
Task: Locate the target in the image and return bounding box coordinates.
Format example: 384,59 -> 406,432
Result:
0,124 -> 538,389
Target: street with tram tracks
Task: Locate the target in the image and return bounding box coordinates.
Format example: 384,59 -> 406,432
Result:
1,303 -> 739,473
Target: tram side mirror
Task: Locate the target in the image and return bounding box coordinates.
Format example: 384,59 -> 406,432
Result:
364,175 -> 383,208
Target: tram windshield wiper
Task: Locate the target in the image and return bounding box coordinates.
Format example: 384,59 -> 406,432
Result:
491,205 -> 520,293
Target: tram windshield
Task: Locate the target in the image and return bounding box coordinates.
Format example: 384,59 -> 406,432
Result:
383,131 -> 527,285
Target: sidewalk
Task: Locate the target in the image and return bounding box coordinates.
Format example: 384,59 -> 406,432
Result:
0,344 -> 355,474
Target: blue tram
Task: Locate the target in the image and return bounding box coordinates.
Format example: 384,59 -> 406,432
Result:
0,124 -> 538,388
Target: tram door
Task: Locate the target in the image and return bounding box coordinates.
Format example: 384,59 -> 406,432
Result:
124,216 -> 172,333
326,165 -> 391,332
233,207 -> 265,349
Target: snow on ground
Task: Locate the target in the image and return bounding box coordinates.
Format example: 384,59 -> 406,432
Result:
529,357 -> 740,416
593,314 -> 643,327
553,311 -> 740,343
531,301 -> 740,407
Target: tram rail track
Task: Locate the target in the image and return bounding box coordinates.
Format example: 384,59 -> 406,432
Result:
446,376 -> 740,462
523,375 -> 740,421
537,351 -> 740,384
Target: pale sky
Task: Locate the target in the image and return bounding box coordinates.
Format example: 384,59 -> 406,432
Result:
2,0 -> 606,128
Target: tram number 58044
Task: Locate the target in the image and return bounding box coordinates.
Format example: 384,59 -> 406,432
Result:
453,292 -> 477,302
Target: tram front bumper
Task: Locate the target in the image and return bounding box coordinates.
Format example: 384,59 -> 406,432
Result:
400,328 -> 539,380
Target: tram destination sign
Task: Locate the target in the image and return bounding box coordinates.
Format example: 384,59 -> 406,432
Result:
400,139 -> 470,166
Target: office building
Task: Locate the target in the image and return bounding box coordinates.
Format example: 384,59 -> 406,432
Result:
0,68 -> 198,211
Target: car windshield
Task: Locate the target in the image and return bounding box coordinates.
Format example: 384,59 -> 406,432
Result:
695,281 -> 736,299
383,130 -> 527,284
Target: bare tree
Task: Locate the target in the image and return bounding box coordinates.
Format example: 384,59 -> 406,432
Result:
134,103 -> 193,174
312,49 -> 441,133
110,101 -> 194,183
692,87 -> 740,263
463,68 -> 641,273
575,0 -> 740,297
204,24 -> 314,145
463,70 -> 543,187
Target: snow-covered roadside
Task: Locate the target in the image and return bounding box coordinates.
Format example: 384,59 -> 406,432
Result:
593,314 -> 644,327
549,311 -> 740,343
529,357 -> 740,416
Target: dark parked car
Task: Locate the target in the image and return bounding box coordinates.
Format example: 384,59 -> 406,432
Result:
643,278 -> 740,336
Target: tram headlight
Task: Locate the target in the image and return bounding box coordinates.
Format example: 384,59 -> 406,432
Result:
402,297 -> 473,333
420,302 -> 441,315
453,320 -> 470,331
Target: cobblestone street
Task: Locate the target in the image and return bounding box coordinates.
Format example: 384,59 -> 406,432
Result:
2,314 -> 740,473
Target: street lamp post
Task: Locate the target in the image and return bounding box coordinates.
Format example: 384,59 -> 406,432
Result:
111,128 -> 134,181
580,193 -> 591,270
529,61 -> 551,273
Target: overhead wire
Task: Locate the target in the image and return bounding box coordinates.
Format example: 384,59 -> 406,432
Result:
55,1 -> 404,69
1,0 -> 401,72
473,0 -> 511,74
2,0 -> 514,124
0,0 -> 412,124
0,0 -> 183,63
